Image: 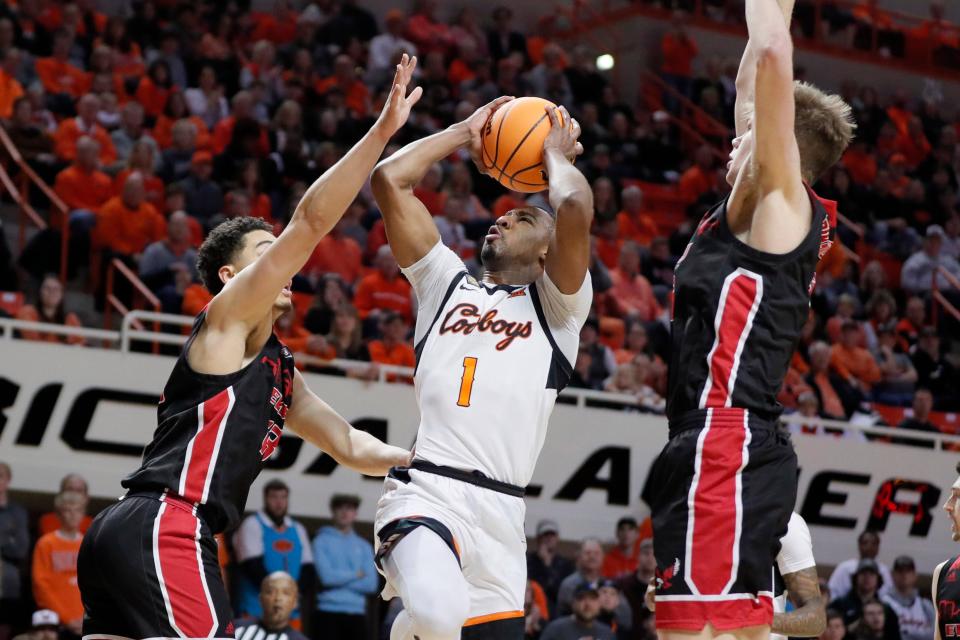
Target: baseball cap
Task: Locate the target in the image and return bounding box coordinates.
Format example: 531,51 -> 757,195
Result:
893,555 -> 916,571
536,519 -> 559,537
616,516 -> 638,530
856,558 -> 880,575
191,150 -> 213,165
927,224 -> 946,239
598,578 -> 619,591
574,582 -> 599,598
32,610 -> 59,628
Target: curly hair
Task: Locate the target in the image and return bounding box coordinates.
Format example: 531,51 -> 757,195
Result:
196,216 -> 273,294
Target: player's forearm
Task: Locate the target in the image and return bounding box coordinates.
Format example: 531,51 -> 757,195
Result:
543,148 -> 592,216
746,0 -> 792,49
373,124 -> 471,191
737,0 -> 795,131
772,599 -> 826,637
339,428 -> 411,476
292,121 -> 393,234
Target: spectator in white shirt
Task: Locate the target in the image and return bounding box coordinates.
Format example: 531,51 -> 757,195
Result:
827,530 -> 893,601
369,10 -> 417,74
901,225 -> 960,294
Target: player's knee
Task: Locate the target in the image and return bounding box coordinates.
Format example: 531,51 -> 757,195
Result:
405,585 -> 469,639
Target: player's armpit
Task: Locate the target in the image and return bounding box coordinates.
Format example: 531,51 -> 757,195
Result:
286,370 -> 411,475
773,567 -> 826,637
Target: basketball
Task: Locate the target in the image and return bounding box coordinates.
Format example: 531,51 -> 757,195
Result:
480,96 -> 563,193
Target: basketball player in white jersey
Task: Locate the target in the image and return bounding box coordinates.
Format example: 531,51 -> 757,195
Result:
369,98 -> 593,640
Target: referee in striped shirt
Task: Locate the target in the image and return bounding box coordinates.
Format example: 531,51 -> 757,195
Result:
235,572 -> 308,640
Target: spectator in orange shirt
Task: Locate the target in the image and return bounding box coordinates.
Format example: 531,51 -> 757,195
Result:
32,491 -> 86,636
354,246 -> 413,325
212,91 -> 269,155
249,0 -> 298,45
35,30 -> 88,102
601,517 -> 644,580
368,311 -> 416,378
842,139 -> 878,187
610,243 -> 661,323
134,60 -> 173,120
304,219 -> 364,287
115,140 -> 165,210
413,163 -> 445,216
315,55 -> 371,118
594,217 -> 622,270
678,145 -> 718,204
54,136 -> 113,219
95,172 -> 167,259
0,48 -> 24,119
182,282 -> 213,317
830,320 -> 882,393
38,474 -> 93,535
153,91 -> 211,151
15,275 -> 84,346
895,116 -> 932,169
661,13 -> 699,103
405,0 -> 455,55
616,186 -> 660,247
239,159 -> 274,223
53,94 -> 117,166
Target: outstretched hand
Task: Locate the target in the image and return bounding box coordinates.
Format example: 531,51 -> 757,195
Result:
463,95 -> 514,175
543,105 -> 583,165
376,53 -> 423,138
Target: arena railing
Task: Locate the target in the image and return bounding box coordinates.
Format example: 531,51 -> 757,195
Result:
3,310 -> 960,449
103,259 -> 162,352
932,265 -> 960,326
0,156 -> 48,253
0,125 -> 70,284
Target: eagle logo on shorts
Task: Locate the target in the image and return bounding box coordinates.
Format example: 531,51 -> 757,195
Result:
655,558 -> 680,590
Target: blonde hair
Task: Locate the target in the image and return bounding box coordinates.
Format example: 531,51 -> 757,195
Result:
793,81 -> 856,183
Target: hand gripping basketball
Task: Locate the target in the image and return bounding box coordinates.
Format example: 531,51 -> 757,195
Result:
543,105 -> 583,164
465,95 -> 515,176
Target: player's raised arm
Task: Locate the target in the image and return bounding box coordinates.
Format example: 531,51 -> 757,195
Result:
735,0 -> 795,137
286,370 -> 410,476
542,105 -> 592,294
746,0 -> 802,199
371,95 -> 513,267
210,55 -> 423,329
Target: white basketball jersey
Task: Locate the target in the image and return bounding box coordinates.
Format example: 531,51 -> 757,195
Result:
401,242 -> 592,487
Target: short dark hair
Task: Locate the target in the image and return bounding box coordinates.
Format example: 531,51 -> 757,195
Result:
826,608 -> 844,624
263,479 -> 288,496
330,494 -> 360,510
196,217 -> 273,294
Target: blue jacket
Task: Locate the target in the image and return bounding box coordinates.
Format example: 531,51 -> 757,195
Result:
312,526 -> 377,614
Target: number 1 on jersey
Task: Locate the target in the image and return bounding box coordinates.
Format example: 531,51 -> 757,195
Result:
457,357 -> 478,407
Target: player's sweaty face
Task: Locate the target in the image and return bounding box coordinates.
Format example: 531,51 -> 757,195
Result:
481,207 -> 552,270
233,230 -> 294,313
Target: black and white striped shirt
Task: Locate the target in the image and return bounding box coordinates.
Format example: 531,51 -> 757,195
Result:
234,621 -> 308,640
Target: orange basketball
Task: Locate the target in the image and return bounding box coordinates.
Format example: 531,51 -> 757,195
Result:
480,96 -> 563,193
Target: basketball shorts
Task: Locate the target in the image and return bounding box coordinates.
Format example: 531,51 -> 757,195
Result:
641,407 -> 797,631
374,461 -> 527,637
78,490 -> 235,639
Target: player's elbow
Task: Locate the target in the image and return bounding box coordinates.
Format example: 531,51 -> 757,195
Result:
372,157 -> 411,194
557,191 -> 594,223
808,605 -> 827,636
756,34 -> 793,70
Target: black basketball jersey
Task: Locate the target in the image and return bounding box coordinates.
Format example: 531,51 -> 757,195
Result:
666,189 -> 836,426
937,555 -> 960,639
122,311 -> 295,534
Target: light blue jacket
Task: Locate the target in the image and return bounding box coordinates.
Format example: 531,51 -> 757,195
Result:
312,526 -> 377,614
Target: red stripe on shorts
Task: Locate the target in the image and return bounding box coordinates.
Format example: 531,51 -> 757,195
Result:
687,408 -> 749,595
155,500 -> 217,637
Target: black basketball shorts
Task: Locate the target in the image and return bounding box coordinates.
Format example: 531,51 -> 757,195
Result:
641,407 -> 797,631
78,491 -> 235,639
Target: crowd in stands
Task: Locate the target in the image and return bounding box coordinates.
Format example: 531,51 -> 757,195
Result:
0,0 -> 958,447
0,462 -> 939,640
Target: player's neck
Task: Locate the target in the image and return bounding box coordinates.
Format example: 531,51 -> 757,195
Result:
482,265 -> 538,287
